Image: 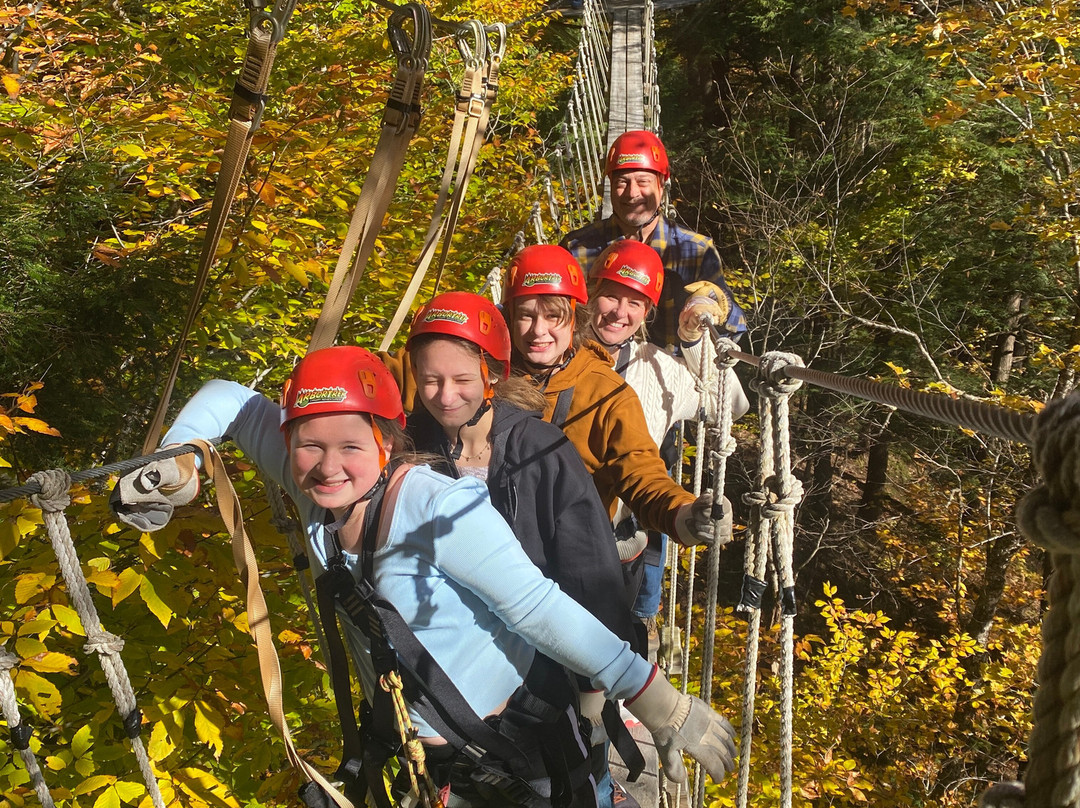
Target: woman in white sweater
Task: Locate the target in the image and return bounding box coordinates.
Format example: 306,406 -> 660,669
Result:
582,239 -> 749,630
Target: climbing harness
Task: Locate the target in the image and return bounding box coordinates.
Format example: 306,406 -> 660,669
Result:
141,0 -> 299,455
310,470 -> 595,808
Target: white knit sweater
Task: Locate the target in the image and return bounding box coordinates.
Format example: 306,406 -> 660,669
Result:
608,335 -> 749,527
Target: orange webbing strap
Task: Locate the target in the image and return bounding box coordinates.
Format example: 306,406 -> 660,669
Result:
308,4 -> 433,352
142,0 -> 298,455
188,439 -> 354,808
376,20 -> 489,352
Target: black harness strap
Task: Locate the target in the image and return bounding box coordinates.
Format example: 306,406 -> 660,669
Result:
550,387 -> 575,429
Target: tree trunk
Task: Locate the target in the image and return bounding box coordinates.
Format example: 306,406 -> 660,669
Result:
991,291 -> 1023,386
858,416 -> 892,524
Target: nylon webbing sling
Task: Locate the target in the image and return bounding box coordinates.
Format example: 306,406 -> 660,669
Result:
377,21 -> 499,352
142,0 -> 298,455
308,4 -> 433,352
185,440 -> 354,808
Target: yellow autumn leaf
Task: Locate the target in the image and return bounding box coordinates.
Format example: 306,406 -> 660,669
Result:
113,567 -> 144,607
24,651 -> 78,675
75,775 -> 116,796
0,455 -> 10,468
51,603 -> 86,635
193,700 -> 224,759
12,416 -> 61,436
93,785 -> 121,808
14,669 -> 63,716
2,73 -> 18,97
139,575 -> 174,628
148,721 -> 175,762
113,781 -> 146,803
117,144 -> 147,159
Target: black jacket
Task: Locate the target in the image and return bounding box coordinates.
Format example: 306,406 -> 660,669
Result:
408,399 -> 636,645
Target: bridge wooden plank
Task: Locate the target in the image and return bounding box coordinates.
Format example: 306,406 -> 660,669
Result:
602,4 -> 646,216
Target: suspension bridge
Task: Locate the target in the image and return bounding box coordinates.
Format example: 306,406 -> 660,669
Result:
0,0 -> 1076,806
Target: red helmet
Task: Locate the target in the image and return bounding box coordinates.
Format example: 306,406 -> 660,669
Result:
605,130 -> 670,181
591,240 -> 665,306
504,245 -> 588,305
406,291 -> 512,380
281,346 -> 406,429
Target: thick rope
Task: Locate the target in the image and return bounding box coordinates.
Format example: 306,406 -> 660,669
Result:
711,336 -> 1035,445
0,648 -> 56,808
0,442 -> 211,505
758,353 -> 804,808
692,339 -> 739,808
27,470 -> 167,808
1012,392 -> 1080,807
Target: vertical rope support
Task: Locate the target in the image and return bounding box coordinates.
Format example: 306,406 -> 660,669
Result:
736,382 -> 775,808
693,340 -> 740,808
28,471 -> 167,808
1011,392 -> 1080,807
757,353 -> 805,808
659,420 -> 685,807
0,649 -> 57,808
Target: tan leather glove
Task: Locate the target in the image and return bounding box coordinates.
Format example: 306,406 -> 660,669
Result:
110,453 -> 199,532
624,669 -> 737,784
674,491 -> 714,547
678,281 -> 732,342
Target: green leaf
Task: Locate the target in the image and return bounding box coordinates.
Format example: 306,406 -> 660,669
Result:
93,785 -> 121,808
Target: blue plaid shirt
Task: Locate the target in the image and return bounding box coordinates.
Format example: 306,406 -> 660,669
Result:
561,215 -> 747,348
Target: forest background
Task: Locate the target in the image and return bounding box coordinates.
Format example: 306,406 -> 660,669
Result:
0,0 -> 1074,801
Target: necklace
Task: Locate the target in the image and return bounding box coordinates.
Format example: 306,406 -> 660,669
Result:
458,441 -> 490,463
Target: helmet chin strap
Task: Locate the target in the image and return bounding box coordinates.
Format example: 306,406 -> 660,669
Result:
450,352 -> 494,461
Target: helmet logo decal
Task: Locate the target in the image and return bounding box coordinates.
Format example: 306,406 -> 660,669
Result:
616,152 -> 646,166
522,271 -> 562,287
422,308 -> 468,325
294,386 -> 348,409
651,145 -> 661,161
478,310 -> 492,334
656,271 -> 663,292
567,262 -> 581,286
603,251 -> 619,269
358,370 -> 378,399
616,265 -> 651,287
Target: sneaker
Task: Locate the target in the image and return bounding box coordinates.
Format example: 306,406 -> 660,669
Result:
612,779 -> 641,808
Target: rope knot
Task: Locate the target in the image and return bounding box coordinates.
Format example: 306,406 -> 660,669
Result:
762,476 -> 804,519
1017,485 -> 1080,554
715,337 -> 740,370
29,469 -> 72,513
710,435 -> 737,460
1017,392 -> 1080,554
752,352 -> 804,399
84,631 -> 125,656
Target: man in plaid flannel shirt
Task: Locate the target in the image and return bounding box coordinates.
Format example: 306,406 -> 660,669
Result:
560,130 -> 747,348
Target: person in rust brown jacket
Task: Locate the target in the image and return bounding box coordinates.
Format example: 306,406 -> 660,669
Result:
500,244 -> 720,551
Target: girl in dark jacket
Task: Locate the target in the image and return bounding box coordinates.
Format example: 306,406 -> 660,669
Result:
397,291 -> 636,645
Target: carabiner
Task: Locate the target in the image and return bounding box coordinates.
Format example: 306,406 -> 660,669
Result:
389,2 -> 433,69
247,0 -> 298,46
455,19 -> 487,70
485,22 -> 507,64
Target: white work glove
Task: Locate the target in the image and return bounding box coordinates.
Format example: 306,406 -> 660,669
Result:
578,689 -> 608,745
624,669 -> 737,784
678,281 -> 732,343
615,529 -> 649,562
110,453 -> 199,532
674,492 -> 734,548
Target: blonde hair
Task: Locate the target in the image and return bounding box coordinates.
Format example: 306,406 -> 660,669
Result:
581,279 -> 655,344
